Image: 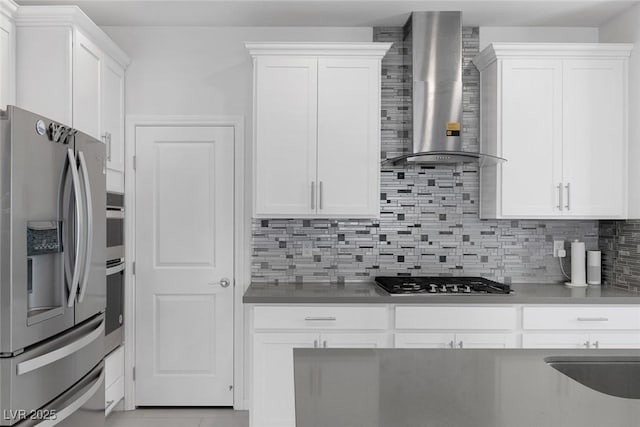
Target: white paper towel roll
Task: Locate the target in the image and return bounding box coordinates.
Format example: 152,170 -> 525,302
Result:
587,250 -> 601,285
568,240 -> 586,287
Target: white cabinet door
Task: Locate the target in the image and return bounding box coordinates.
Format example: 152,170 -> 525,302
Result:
500,59 -> 563,217
252,333 -> 318,427
590,333 -> 640,349
394,333 -> 455,349
101,54 -> 125,192
322,333 -> 388,348
562,59 -> 626,218
456,333 -> 517,349
254,57 -> 317,217
316,58 -> 380,218
522,333 -> 590,349
73,30 -> 102,140
0,12 -> 14,109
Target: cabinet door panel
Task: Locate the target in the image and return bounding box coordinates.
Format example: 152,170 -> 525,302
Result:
317,58 -> 380,218
322,333 -> 388,348
0,15 -> 14,109
102,56 -> 125,170
73,30 -> 102,140
254,57 -> 317,216
456,333 -> 516,349
562,59 -> 626,217
394,333 -> 455,349
500,59 -> 563,217
522,333 -> 590,349
590,333 -> 640,349
252,333 -> 317,427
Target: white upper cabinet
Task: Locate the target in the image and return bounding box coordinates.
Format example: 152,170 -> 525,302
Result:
248,43 -> 391,219
0,0 -> 17,109
102,54 -> 126,193
474,43 -> 632,219
15,6 -> 129,192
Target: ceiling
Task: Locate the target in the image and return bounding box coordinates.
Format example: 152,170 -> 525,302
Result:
14,0 -> 640,27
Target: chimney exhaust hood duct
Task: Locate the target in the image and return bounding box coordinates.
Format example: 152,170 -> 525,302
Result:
384,11 -> 505,166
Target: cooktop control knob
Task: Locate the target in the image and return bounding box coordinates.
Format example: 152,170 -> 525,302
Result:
463,285 -> 471,293
440,285 -> 447,293
452,285 -> 459,293
429,284 -> 437,293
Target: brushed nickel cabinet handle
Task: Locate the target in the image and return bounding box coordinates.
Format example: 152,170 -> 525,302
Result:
565,183 -> 571,210
458,341 -> 463,349
577,317 -> 609,322
557,183 -> 563,211
311,182 -> 316,210
304,316 -> 337,321
583,341 -> 590,348
449,340 -> 455,349
319,181 -> 324,210
593,341 -> 600,349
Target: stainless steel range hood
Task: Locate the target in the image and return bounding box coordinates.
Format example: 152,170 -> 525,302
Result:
384,11 -> 505,166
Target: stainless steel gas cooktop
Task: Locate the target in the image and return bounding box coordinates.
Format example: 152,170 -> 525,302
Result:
374,276 -> 513,295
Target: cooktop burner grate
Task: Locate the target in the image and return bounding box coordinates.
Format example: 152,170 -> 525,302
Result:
374,276 -> 512,295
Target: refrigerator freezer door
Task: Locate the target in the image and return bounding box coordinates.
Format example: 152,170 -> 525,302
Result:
0,314 -> 104,426
17,362 -> 105,427
0,106 -> 75,354
73,131 -> 106,324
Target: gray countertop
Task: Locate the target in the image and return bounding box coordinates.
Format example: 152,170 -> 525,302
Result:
243,281 -> 640,304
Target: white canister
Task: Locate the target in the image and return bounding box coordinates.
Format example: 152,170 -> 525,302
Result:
568,240 -> 586,287
587,250 -> 602,285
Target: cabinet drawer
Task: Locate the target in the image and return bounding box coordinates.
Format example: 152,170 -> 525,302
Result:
522,307 -> 640,330
395,306 -> 517,330
105,376 -> 124,416
253,306 -> 388,330
105,346 -> 124,388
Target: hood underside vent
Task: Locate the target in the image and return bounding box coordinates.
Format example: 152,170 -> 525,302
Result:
383,11 -> 506,166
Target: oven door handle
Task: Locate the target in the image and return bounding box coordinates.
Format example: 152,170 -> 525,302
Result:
16,318 -> 104,376
106,262 -> 125,276
106,210 -> 124,219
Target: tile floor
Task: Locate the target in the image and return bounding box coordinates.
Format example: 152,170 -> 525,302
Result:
106,408 -> 249,427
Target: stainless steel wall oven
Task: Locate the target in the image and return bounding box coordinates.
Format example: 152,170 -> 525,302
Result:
105,193 -> 124,355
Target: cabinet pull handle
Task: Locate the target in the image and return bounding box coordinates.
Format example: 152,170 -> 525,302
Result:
577,317 -> 609,322
593,341 -> 600,349
557,183 -> 563,211
319,181 -> 324,210
311,182 -> 316,210
304,316 -> 337,321
449,340 -> 455,349
583,341 -> 590,349
313,340 -> 318,348
565,183 -> 571,210
458,341 -> 464,349
322,340 -> 327,348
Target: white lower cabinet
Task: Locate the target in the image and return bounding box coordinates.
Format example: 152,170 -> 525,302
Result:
105,346 -> 125,416
395,332 -> 516,349
523,332 -> 640,349
251,331 -> 387,427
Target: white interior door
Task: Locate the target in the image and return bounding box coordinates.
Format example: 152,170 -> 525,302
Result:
135,125 -> 235,406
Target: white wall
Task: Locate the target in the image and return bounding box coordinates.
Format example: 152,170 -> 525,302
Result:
104,26 -> 372,410
479,26 -> 598,50
103,26 -> 371,117
600,5 -> 640,218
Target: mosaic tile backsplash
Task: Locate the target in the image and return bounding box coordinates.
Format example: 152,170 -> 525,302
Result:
600,221 -> 640,292
251,27 -> 599,284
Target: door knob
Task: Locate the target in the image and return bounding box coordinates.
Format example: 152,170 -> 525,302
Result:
220,278 -> 231,288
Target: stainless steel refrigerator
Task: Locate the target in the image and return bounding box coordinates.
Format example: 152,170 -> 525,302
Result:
0,106 -> 106,427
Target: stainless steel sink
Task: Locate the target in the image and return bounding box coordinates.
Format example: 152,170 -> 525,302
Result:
545,356 -> 640,399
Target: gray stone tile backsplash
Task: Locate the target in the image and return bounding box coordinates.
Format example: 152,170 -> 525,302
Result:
600,220 -> 640,292
251,27 -> 599,284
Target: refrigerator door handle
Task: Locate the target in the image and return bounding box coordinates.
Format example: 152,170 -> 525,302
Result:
16,318 -> 104,376
33,366 -> 104,427
77,151 -> 94,303
65,148 -> 84,308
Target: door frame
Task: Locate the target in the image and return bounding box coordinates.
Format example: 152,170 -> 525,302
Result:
124,115 -> 247,410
